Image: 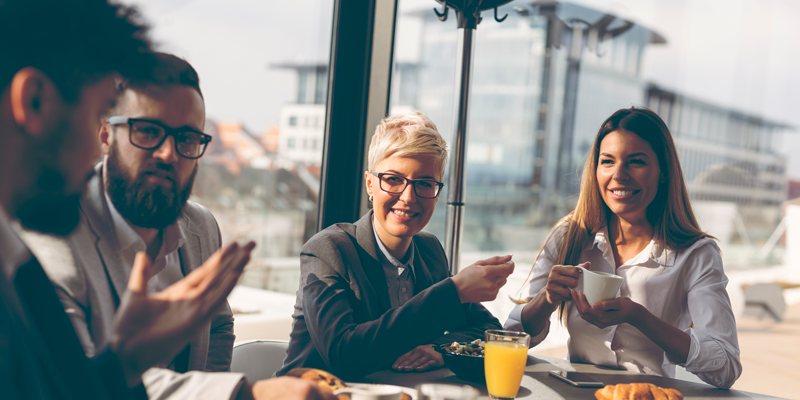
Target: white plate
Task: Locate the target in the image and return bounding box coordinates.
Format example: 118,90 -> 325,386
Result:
348,383 -> 418,400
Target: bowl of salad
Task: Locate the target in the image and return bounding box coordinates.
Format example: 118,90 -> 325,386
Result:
435,339 -> 485,382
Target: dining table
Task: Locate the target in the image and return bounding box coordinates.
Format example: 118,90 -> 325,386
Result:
358,353 -> 785,400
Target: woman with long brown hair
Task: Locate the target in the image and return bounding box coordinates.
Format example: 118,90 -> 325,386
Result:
505,107 -> 741,388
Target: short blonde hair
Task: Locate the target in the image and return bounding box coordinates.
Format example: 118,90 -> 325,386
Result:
367,111 -> 449,179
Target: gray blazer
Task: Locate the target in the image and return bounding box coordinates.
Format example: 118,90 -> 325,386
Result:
277,212 -> 502,379
22,165 -> 244,400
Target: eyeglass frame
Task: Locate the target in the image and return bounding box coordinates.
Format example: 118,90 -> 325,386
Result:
369,171 -> 445,199
106,116 -> 213,160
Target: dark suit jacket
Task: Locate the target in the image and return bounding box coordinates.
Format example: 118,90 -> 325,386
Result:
277,212 -> 502,379
0,254 -> 144,400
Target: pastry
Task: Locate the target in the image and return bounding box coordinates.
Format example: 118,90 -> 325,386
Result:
285,368 -> 413,400
286,368 -> 349,400
595,383 -> 683,400
287,368 -> 349,392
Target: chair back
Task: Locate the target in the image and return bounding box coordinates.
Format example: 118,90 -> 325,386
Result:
743,283 -> 786,322
230,339 -> 289,381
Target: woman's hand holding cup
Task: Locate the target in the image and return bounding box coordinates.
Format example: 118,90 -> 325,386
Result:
542,262 -> 590,306
571,291 -> 642,329
451,255 -> 514,303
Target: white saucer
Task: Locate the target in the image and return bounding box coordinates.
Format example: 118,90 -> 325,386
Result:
348,383 -> 418,400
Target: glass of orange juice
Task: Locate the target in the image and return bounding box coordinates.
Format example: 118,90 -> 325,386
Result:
484,330 -> 530,399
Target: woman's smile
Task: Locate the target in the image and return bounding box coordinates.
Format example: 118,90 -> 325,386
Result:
596,130 -> 661,223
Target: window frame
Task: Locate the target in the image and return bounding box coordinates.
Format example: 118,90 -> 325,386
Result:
316,0 -> 398,232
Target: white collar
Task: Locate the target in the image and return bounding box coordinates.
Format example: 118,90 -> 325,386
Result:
372,222 -> 415,278
104,191 -> 185,259
0,207 -> 32,280
591,225 -> 676,266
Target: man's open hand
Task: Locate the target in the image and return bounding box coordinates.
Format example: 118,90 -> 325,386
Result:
111,241 -> 255,385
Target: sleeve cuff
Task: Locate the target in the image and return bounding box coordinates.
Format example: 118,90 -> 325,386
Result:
504,304 -> 524,332
503,303 -> 549,348
141,368 -> 247,400
681,328 -> 727,373
439,278 -> 470,324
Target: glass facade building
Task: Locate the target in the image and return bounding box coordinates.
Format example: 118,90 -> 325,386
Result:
391,1 -> 792,257
648,84 -> 790,207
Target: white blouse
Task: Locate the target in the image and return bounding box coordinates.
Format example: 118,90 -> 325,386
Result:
505,224 -> 742,389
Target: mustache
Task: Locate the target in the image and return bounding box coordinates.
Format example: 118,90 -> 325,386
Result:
140,162 -> 178,182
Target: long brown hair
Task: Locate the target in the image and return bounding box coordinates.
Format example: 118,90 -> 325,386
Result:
514,107 -> 712,311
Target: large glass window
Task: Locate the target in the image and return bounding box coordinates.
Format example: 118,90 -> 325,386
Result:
122,0 -> 333,294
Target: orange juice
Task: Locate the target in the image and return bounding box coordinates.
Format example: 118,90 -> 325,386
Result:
484,341 -> 528,398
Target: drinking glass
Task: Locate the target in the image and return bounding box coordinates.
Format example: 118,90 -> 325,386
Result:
416,384 -> 479,400
484,330 -> 530,399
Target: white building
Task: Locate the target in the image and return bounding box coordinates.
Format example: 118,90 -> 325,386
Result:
272,62 -> 328,166
278,103 -> 326,165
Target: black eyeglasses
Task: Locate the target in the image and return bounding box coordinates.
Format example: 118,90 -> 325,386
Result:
370,171 -> 445,199
107,116 -> 212,159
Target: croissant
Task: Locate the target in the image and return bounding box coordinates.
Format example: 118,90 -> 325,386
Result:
286,368 -> 412,400
595,383 -> 683,400
286,368 -> 349,400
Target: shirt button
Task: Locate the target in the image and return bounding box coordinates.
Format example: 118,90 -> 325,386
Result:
401,287 -> 407,293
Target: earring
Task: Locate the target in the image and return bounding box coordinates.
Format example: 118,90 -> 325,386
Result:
369,195 -> 374,202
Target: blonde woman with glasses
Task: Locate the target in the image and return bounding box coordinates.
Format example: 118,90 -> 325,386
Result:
277,111 -> 514,379
505,108 -> 742,389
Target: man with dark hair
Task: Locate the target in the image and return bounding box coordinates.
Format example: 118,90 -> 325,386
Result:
0,0 -> 251,398
1,1 -> 333,399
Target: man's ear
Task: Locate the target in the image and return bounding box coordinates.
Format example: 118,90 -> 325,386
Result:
98,121 -> 112,156
9,67 -> 61,138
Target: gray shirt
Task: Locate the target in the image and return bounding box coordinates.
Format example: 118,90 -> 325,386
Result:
373,225 -> 416,308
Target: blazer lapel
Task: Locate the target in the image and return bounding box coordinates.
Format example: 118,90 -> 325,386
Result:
411,238 -> 435,295
0,260 -> 66,398
353,212 -> 392,312
81,165 -> 129,305
177,217 -> 210,371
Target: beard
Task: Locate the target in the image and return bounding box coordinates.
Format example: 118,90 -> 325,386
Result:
16,166 -> 87,236
106,141 -> 197,229
15,116 -> 92,237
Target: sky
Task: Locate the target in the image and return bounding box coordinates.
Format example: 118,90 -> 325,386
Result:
121,0 -> 333,134
122,0 -> 800,177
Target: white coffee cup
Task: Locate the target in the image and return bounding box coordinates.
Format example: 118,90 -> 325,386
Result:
334,385 -> 403,400
575,265 -> 623,307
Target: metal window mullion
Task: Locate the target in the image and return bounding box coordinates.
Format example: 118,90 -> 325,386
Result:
318,0 -> 398,232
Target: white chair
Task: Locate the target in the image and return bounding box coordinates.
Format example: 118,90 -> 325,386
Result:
230,339 -> 289,382
743,283 -> 786,322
